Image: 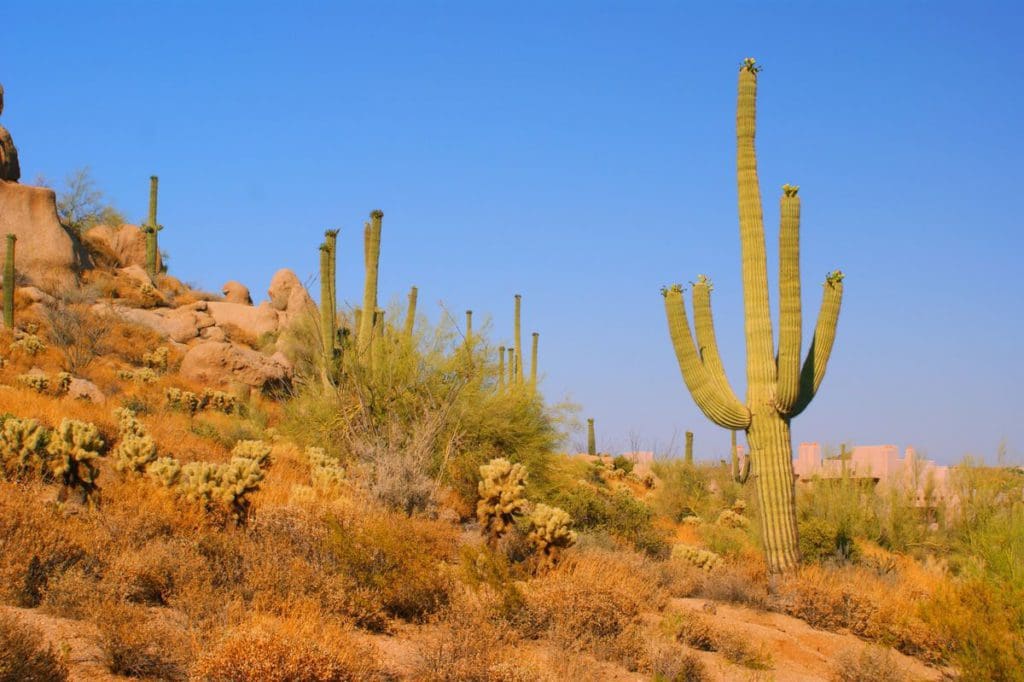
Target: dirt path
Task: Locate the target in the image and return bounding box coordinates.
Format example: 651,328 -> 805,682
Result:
671,598 -> 946,681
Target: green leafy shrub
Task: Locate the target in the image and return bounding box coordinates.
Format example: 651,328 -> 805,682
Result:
612,455 -> 635,474
798,517 -> 859,564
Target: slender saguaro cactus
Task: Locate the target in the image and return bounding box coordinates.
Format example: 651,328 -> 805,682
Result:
661,58 -> 844,572
731,430 -> 750,483
371,310 -> 384,371
404,286 -> 418,340
587,418 -> 596,456
513,294 -> 524,384
3,234 -> 15,328
530,332 -> 539,387
507,347 -> 516,386
685,431 -> 694,466
465,310 -> 473,346
319,243 -> 334,358
325,229 -> 339,341
358,210 -> 383,355
498,346 -> 506,388
143,175 -> 163,278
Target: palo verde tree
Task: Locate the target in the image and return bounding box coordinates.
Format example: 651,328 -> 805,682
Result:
661,58 -> 844,573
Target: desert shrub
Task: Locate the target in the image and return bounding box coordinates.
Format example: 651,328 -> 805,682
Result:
0,611 -> 69,681
548,481 -> 670,558
647,640 -> 708,681
477,458 -> 529,544
652,460 -> 710,521
192,614 -> 385,682
695,521 -> 750,559
44,301 -> 111,372
798,516 -> 859,564
830,644 -> 908,682
93,602 -> 191,680
612,454 -> 635,474
666,610 -> 772,670
524,548 -> 666,666
325,510 -> 457,626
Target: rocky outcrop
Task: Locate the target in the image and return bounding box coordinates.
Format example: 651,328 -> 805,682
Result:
267,268 -> 314,326
205,301 -> 279,339
0,181 -> 79,289
84,224 -> 161,271
179,341 -> 292,391
94,303 -> 215,344
0,84 -> 21,182
66,377 -> 105,404
222,281 -> 252,305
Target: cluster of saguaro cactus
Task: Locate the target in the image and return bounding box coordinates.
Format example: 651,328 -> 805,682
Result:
141,176 -> 163,279
661,58 -> 844,572
3,233 -> 14,328
47,419 -> 106,502
672,544 -> 724,572
0,416 -> 48,481
476,457 -> 529,544
112,408 -> 158,474
527,503 -> 577,568
587,418 -> 596,456
501,294 -> 540,389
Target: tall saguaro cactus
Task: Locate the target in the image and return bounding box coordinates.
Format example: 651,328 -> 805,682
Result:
358,210 -> 383,355
498,346 -> 506,388
404,286 -> 418,340
142,175 -> 163,278
319,243 -> 334,359
685,431 -> 694,466
513,294 -> 524,384
587,418 -> 596,456
324,229 -> 339,341
530,332 -> 539,387
465,310 -> 473,346
3,233 -> 14,328
661,58 -> 844,573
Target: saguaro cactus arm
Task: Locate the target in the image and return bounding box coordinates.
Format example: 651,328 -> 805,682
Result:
691,277 -> 745,413
789,271 -> 844,418
663,285 -> 750,430
358,210 -> 383,353
775,185 -> 802,412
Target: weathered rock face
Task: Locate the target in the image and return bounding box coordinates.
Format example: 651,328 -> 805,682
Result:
84,224 -> 161,271
66,377 -> 105,404
222,281 -> 252,305
267,268 -> 314,326
0,181 -> 79,289
0,84 -> 21,182
180,340 -> 292,391
94,303 -> 215,344
205,301 -> 279,339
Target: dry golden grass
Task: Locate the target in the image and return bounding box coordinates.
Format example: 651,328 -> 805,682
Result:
0,609 -> 69,681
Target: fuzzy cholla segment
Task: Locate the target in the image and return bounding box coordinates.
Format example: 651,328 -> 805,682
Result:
527,503 -> 577,567
112,408 -> 157,474
178,458 -> 265,522
0,416 -> 48,480
672,544 -> 724,572
307,446 -> 345,487
146,456 -> 182,487
46,418 -> 105,499
716,509 -> 750,530
476,457 -> 528,542
230,440 -> 271,466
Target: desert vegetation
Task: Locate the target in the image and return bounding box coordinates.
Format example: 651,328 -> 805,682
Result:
0,54 -> 1020,682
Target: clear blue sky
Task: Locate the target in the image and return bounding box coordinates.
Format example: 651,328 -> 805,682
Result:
5,2 -> 1022,464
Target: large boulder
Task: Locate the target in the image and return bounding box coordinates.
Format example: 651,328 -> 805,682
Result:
0,181 -> 79,289
221,281 -> 252,305
267,268 -> 314,326
205,301 -> 280,339
180,341 -> 292,391
95,303 -> 214,344
84,224 -> 162,271
0,84 -> 21,182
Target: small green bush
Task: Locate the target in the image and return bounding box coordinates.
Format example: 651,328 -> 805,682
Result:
612,455 -> 635,474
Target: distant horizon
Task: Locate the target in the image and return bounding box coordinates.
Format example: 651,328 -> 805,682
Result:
4,2 -> 1022,464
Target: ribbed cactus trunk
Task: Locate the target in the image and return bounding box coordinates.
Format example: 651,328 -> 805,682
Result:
404,286 -> 418,340
358,210 -> 383,357
3,234 -> 14,328
144,176 -> 161,278
513,294 -> 523,384
587,418 -> 596,456
507,347 -> 516,386
319,244 -> 334,359
661,59 -> 844,573
325,229 -> 339,342
530,332 -> 539,387
498,346 -> 506,388
465,310 -> 473,346
371,310 -> 384,372
685,431 -> 694,465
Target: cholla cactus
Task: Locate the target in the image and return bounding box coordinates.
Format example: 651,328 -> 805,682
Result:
0,417 -> 49,481
230,440 -> 271,467
201,389 -> 240,414
527,503 -> 577,568
11,334 -> 46,356
146,456 -> 182,487
716,509 -> 750,530
476,457 -> 529,544
117,368 -> 158,384
672,544 -> 724,572
112,409 -> 157,474
16,373 -> 49,393
54,372 -> 72,396
142,347 -> 169,372
165,387 -> 203,416
178,457 -> 264,524
307,446 -> 345,486
46,419 -> 105,501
